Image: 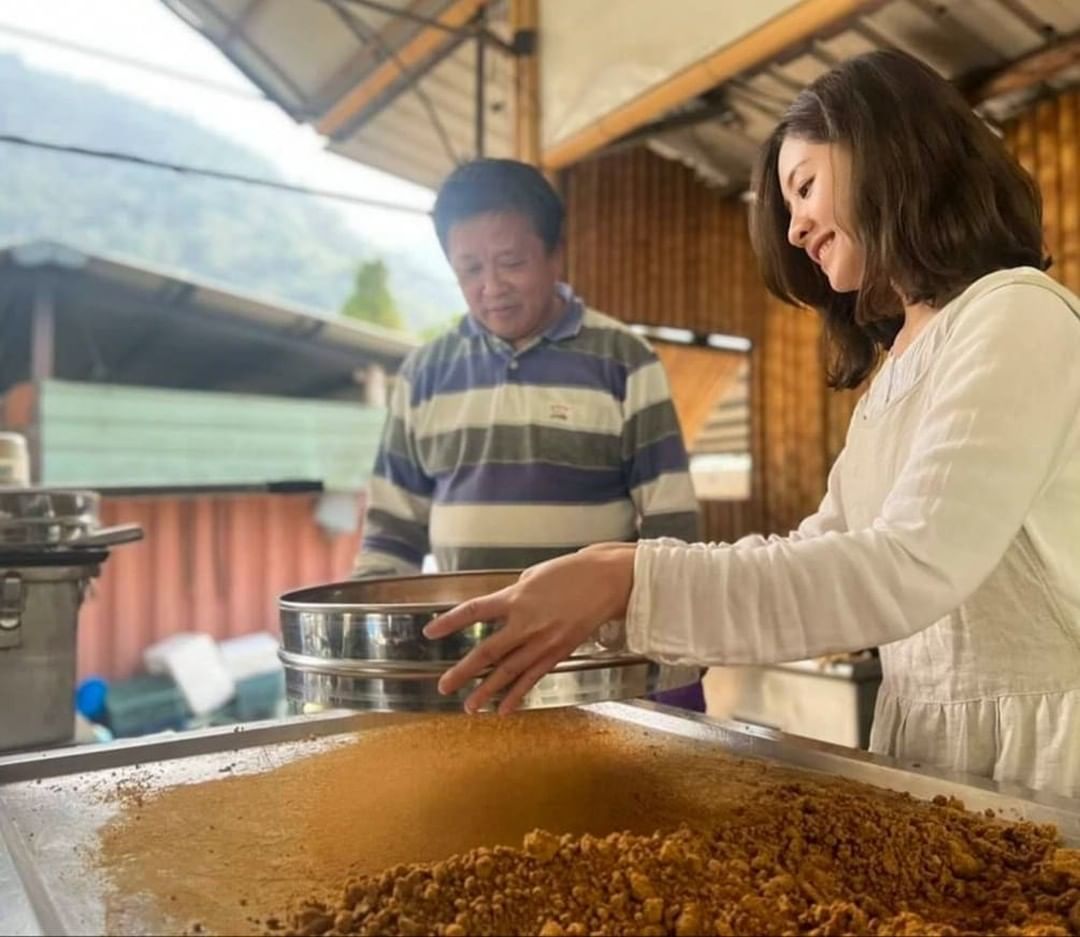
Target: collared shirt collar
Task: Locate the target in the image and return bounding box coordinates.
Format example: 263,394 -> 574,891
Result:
458,283 -> 585,349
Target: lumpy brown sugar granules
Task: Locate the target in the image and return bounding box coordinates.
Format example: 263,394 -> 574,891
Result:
272,787 -> 1080,937
95,710 -> 1078,937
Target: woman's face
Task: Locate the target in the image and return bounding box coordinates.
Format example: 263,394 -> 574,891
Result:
777,137 -> 865,294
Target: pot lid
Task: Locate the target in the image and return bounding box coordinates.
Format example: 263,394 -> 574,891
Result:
0,488 -> 101,549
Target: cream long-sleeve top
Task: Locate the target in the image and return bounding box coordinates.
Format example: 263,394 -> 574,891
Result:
627,268 -> 1080,798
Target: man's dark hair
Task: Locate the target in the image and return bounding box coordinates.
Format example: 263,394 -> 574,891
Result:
750,49 -> 1049,389
433,158 -> 564,255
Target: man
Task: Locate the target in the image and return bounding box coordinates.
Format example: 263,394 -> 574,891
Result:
354,158 -> 700,585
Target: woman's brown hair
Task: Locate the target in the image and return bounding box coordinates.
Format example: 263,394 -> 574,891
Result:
750,49 -> 1049,389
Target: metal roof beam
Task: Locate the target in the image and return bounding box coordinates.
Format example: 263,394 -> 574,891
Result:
326,1 -> 470,165
222,0 -> 266,45
162,0 -> 309,112
605,99 -> 740,153
906,0 -> 1011,69
316,0 -> 489,138
332,0 -> 515,54
994,0 -> 1060,40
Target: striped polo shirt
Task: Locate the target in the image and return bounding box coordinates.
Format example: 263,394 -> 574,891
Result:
354,287 -> 700,576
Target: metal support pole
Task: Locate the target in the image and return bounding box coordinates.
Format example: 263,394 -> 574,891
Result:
475,9 -> 486,158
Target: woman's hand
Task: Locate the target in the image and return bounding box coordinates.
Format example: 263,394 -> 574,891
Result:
423,542 -> 638,714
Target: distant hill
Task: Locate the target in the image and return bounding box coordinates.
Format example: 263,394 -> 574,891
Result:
0,53 -> 460,333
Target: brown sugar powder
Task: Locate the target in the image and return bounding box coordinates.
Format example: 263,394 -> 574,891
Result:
93,709 -> 1079,937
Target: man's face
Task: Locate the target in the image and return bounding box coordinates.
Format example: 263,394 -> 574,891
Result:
446,211 -> 563,346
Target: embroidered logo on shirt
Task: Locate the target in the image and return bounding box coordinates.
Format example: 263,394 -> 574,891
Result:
548,403 -> 572,422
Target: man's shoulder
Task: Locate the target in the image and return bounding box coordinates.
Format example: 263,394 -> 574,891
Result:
570,307 -> 657,367
580,306 -> 637,335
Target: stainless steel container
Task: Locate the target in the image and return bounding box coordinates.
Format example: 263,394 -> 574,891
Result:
279,570 -> 698,712
0,564 -> 99,750
0,490 -> 143,752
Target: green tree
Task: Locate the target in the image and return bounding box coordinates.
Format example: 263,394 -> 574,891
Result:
341,259 -> 407,331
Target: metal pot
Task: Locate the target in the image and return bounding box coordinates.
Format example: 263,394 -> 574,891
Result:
0,489 -> 143,752
0,563 -> 98,750
279,570 -> 698,713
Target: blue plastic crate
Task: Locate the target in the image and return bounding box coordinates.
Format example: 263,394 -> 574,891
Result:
104,674 -> 188,738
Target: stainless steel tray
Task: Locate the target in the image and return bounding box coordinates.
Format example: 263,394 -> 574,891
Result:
1,703 -> 1078,936
280,571 -> 697,711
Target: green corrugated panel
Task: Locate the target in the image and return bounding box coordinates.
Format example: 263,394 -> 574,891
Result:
39,380 -> 386,489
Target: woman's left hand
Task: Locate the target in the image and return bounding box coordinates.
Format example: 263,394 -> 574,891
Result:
423,542 -> 638,714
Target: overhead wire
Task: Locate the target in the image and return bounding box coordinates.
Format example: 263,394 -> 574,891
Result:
0,13 -> 458,207
0,132 -> 458,294
0,18 -> 460,294
0,133 -> 434,217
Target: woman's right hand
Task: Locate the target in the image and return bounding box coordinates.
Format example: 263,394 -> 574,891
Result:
423,543 -> 638,713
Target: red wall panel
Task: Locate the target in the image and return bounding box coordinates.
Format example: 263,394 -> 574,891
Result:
76,493 -> 363,681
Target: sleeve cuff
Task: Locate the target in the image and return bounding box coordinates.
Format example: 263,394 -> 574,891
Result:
626,539 -> 667,656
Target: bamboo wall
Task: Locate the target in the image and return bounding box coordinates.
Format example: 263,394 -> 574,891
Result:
1007,89 -> 1080,296
562,86 -> 1080,542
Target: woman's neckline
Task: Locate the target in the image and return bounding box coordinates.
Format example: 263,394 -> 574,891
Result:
889,305 -> 940,362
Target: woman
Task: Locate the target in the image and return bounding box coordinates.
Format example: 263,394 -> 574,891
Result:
424,50 -> 1080,798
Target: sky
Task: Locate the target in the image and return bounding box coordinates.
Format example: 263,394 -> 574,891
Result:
0,0 -> 447,258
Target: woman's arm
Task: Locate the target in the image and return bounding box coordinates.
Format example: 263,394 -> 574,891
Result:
629,284 -> 1080,665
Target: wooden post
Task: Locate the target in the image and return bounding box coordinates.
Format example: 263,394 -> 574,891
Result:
30,277 -> 55,382
511,0 -> 540,165
362,363 -> 388,408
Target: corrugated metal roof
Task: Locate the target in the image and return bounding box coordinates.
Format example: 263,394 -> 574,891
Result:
160,0 -> 1080,194
2,240 -> 417,360
162,0 -> 514,190
0,240 -> 418,399
643,0 -> 1080,192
